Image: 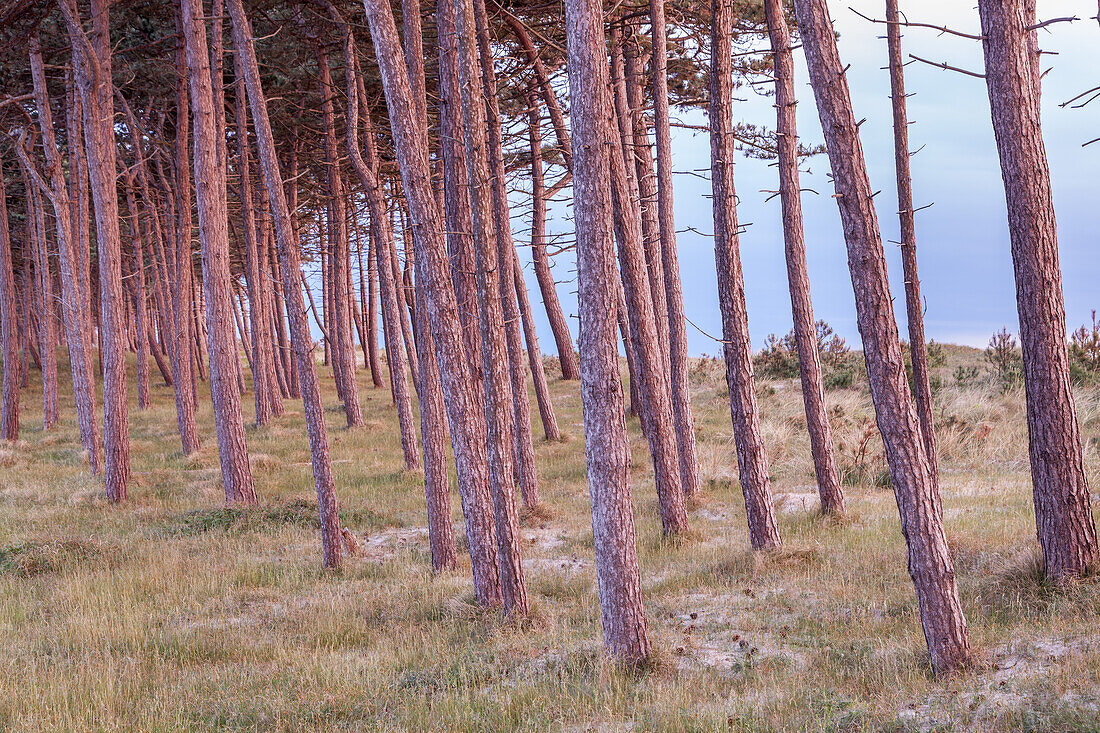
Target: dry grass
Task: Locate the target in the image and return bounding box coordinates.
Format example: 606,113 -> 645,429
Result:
0,346 -> 1098,731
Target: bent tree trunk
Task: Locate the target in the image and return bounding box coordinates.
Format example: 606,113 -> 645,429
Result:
763,0 -> 844,515
181,0 -> 258,506
0,159 -> 18,441
454,0 -> 529,616
362,0 -> 502,606
525,99 -> 579,382
28,36 -> 101,467
886,0 -> 937,482
978,0 -> 1096,580
228,0 -> 342,567
793,0 -> 969,675
563,0 -> 650,665
62,0 -> 130,502
710,0 -> 781,550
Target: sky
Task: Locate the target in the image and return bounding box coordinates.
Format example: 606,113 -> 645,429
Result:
517,0 -> 1100,357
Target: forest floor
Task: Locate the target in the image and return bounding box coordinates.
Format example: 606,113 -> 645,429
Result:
1,344 -> 1099,731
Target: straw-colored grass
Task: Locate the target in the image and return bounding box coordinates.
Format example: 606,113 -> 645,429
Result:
0,344 -> 1098,731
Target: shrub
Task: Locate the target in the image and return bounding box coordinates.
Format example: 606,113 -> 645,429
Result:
755,320 -> 856,388
985,327 -> 1023,390
953,365 -> 981,387
1070,311 -> 1100,384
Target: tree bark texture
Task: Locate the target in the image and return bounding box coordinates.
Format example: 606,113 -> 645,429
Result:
793,0 -> 969,674
763,0 -> 844,515
978,0 -> 1097,580
711,0 -> 781,551
563,0 -> 650,665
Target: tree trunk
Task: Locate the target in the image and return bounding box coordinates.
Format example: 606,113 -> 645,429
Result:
647,0 -> 701,500
168,26 -> 202,455
26,37 -> 102,465
234,61 -> 277,426
0,158 -> 18,442
886,0 -> 937,483
453,0 -> 529,614
607,29 -> 689,538
711,0 -> 781,551
316,50 -> 364,427
122,176 -> 151,410
363,0 -> 503,607
227,0 -> 342,565
469,0 -> 541,509
525,98 -> 579,381
620,23 -> 670,382
978,0 -> 1097,580
181,0 -> 258,506
361,226 -> 384,387
63,0 -> 130,501
435,0 -> 483,380
23,161 -> 59,431
763,0 -> 844,515
793,0 -> 969,675
513,255 -> 560,441
562,0 -> 650,665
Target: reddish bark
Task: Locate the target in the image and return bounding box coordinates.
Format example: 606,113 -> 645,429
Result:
228,0 -> 342,566
454,0 -> 529,614
363,0 -> 503,606
647,0 -> 701,499
470,0 -> 541,509
525,98 -> 579,382
607,31 -> 689,537
763,0 -> 844,515
794,0 -> 969,674
979,0 -> 1097,580
711,0 -> 781,550
62,0 -> 130,502
26,37 -> 102,464
886,0 -> 938,483
0,157 -> 19,442
181,0 -> 258,506
563,0 -> 650,665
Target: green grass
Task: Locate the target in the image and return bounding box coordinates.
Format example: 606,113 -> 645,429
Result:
0,346 -> 1098,731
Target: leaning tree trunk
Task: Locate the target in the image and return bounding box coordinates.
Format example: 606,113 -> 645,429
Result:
0,157 -> 18,442
886,0 -> 937,482
563,0 -> 650,666
620,23 -> 669,382
341,51 -> 422,471
23,165 -> 59,431
648,0 -> 701,500
793,0 -> 969,675
471,0 -> 542,510
317,49 -> 364,428
978,0 -> 1097,580
181,0 -> 258,506
525,98 -> 579,382
454,0 -> 529,616
513,255 -> 560,441
233,62 -> 277,426
227,0 -> 341,566
168,28 -> 202,456
62,0 -> 130,502
763,0 -> 844,515
27,37 -> 102,464
711,0 -> 781,551
363,0 -> 503,607
606,66 -> 689,536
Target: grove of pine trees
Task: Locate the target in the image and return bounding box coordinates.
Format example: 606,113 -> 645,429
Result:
0,0 -> 1093,687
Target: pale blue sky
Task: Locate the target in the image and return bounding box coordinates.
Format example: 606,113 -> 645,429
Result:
521,0 -> 1099,355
